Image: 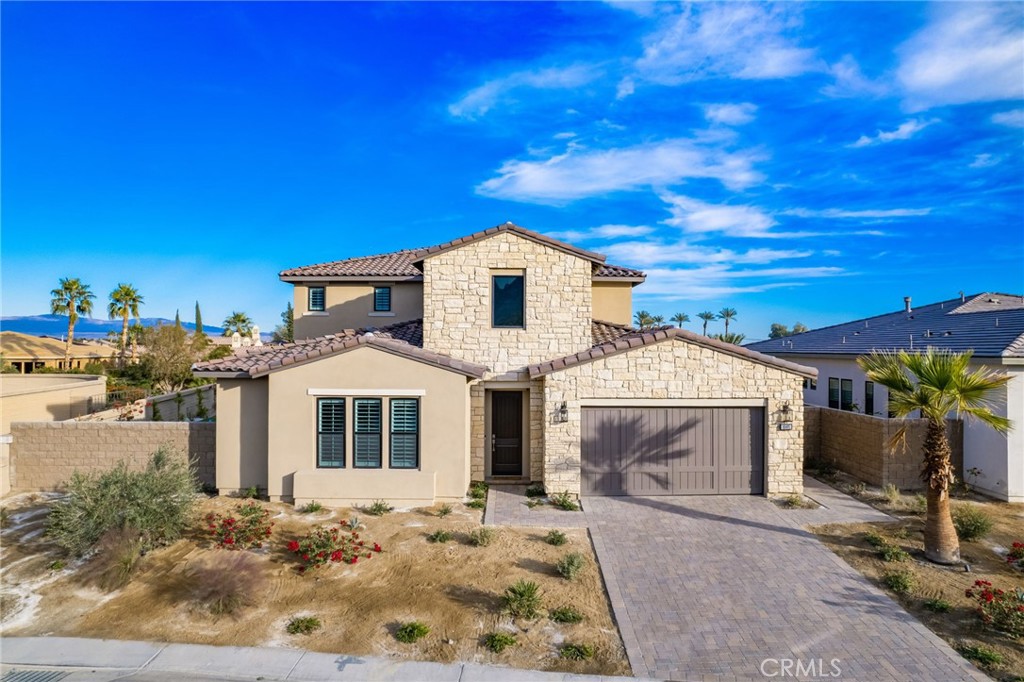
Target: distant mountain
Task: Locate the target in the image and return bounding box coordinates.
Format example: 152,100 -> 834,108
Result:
0,314 -> 226,339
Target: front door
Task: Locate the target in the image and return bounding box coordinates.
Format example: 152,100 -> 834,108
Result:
491,391 -> 523,476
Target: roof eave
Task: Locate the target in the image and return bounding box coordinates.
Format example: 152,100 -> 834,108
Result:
592,276 -> 646,284
279,275 -> 423,283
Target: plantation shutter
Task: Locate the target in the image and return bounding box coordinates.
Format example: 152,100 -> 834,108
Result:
390,399 -> 419,469
373,286 -> 391,312
354,399 -> 382,468
317,398 -> 345,468
308,286 -> 326,312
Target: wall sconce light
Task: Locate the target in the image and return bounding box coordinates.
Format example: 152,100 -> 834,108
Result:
778,403 -> 794,431
557,401 -> 569,423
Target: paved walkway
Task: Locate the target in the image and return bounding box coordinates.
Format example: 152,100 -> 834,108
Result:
484,485 -> 589,528
0,637 -> 647,682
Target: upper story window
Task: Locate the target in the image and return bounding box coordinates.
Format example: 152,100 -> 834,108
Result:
373,286 -> 391,312
308,286 -> 326,312
492,275 -> 525,328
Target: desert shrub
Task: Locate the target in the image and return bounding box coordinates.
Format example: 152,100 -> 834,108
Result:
395,621 -> 430,643
545,529 -> 568,546
556,552 -> 587,580
912,494 -> 927,513
47,447 -> 198,555
879,544 -> 910,563
286,616 -> 322,635
86,526 -> 144,591
881,483 -> 900,504
465,499 -> 485,510
187,551 -> 265,615
503,579 -> 543,619
965,580 -> 1024,637
469,482 -> 488,500
365,500 -> 393,516
288,521 -> 381,573
863,531 -> 887,548
240,486 -> 261,500
882,569 -> 915,594
483,632 -> 518,653
0,507 -> 9,529
953,505 -> 994,542
205,502 -> 274,549
846,482 -> 866,496
550,491 -> 580,511
49,559 -> 67,571
891,525 -> 909,540
467,527 -> 495,547
958,644 -> 1003,667
525,483 -> 546,498
299,500 -> 324,514
436,503 -> 453,518
549,606 -> 584,624
526,498 -> 543,509
559,643 -> 594,661
427,529 -> 453,544
345,516 -> 365,532
923,597 -> 952,613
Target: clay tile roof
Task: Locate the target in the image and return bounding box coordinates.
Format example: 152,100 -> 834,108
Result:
593,262 -> 646,280
279,248 -> 423,279
529,326 -> 817,379
192,319 -> 487,379
591,319 -> 638,345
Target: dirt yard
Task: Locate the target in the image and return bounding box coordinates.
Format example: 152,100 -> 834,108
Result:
0,493 -> 629,676
811,482 -> 1024,682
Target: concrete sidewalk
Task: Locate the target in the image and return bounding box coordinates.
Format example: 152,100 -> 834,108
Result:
0,637 -> 649,682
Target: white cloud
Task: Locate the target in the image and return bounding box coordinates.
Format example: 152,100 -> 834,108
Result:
782,207 -> 932,219
896,3 -> 1024,111
969,154 -> 1001,169
633,4 -> 819,85
659,193 -> 779,238
476,139 -> 764,203
992,109 -> 1024,128
703,103 -> 757,126
616,77 -> 635,99
547,224 -> 654,242
553,131 -> 577,140
822,55 -> 890,98
848,118 -> 938,148
448,64 -> 602,119
635,265 -> 840,301
602,240 -> 813,267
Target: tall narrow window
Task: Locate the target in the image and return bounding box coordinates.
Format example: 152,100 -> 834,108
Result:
390,399 -> 420,469
865,381 -> 875,415
841,379 -> 854,411
828,378 -> 840,409
373,286 -> 391,312
308,286 -> 326,312
492,275 -> 525,328
317,398 -> 345,468
353,398 -> 382,468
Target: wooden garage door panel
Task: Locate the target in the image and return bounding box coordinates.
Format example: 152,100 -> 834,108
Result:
581,406 -> 764,496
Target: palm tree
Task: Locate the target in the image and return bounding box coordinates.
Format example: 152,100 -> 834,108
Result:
670,313 -> 690,328
711,332 -> 746,345
858,349 -> 1011,564
633,310 -> 656,330
50,278 -> 95,368
717,307 -> 738,335
222,311 -> 254,337
108,283 -> 143,368
697,311 -> 716,336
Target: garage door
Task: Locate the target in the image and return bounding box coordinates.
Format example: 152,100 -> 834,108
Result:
581,406 -> 764,495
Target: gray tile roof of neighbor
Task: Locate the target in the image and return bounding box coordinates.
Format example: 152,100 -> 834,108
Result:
279,222 -> 646,281
745,292 -> 1024,359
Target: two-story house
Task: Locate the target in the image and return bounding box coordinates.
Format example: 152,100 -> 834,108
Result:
194,223 -> 815,506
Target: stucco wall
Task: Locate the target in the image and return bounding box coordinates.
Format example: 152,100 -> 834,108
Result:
7,421 -> 215,493
806,406 -> 963,490
0,375 -> 107,432
541,339 -> 805,496
215,378 -> 269,494
261,345 -> 472,506
293,282 -> 423,338
422,232 -> 593,377
592,282 -> 633,327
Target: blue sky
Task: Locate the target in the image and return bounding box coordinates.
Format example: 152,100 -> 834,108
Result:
2,2 -> 1022,340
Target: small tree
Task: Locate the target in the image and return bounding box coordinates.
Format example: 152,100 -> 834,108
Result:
697,311 -> 716,336
769,322 -> 810,339
717,307 -> 738,335
141,324 -> 195,392
222,311 -> 254,337
50,277 -> 96,368
272,303 -> 294,343
194,301 -> 205,339
670,313 -> 689,327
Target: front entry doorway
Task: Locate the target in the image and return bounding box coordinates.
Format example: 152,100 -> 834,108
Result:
490,391 -> 523,476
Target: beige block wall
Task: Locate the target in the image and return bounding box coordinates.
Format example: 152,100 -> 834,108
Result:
7,421 -> 215,492
592,282 -> 634,326
146,385 -> 216,421
422,232 -> 593,376
262,346 -> 472,505
0,375 -> 107,432
0,439 -> 10,497
215,378 -> 269,495
293,282 -> 423,338
541,340 -> 806,496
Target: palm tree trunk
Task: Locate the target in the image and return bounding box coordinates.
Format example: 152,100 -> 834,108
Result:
922,418 -> 960,564
65,317 -> 74,369
120,314 -> 129,369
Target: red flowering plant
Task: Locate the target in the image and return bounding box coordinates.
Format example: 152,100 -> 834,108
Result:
965,579 -> 1024,637
1006,541 -> 1024,570
287,519 -> 382,574
205,502 -> 275,550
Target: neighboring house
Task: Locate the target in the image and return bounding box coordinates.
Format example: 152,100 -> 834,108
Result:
0,331 -> 117,373
194,223 -> 815,506
747,293 -> 1024,503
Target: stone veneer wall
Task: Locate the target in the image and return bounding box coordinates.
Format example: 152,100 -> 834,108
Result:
541,340 -> 806,496
7,422 -> 215,493
805,406 -> 963,490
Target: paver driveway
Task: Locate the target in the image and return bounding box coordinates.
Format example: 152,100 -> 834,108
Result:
585,486 -> 986,681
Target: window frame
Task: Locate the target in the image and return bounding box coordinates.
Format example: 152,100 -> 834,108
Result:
316,398 -> 345,468
840,379 -> 854,411
373,286 -> 392,312
353,398 -> 383,469
491,274 -> 525,328
389,398 -> 420,470
828,378 -> 840,409
308,286 -> 326,312
865,381 -> 875,415
803,378 -> 818,390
